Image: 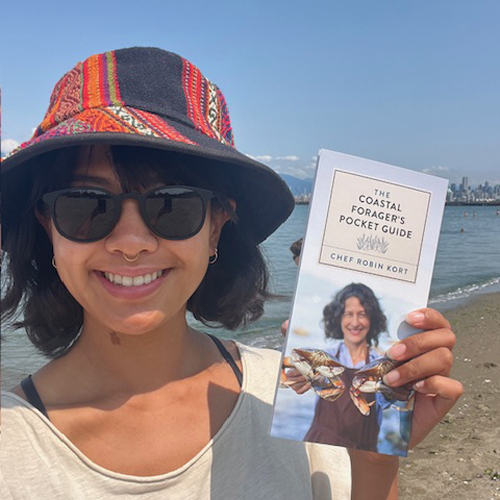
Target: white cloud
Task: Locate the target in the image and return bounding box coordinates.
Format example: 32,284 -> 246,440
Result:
246,153 -> 301,163
1,139 -> 20,156
276,155 -> 300,161
422,166 -> 450,174
274,162 -> 316,179
245,154 -> 274,162
245,152 -> 319,179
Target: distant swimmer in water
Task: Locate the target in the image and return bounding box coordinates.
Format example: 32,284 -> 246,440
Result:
463,212 -> 468,217
460,228 -> 465,233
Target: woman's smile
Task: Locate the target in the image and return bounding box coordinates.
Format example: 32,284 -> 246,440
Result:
102,270 -> 164,287
95,268 -> 170,300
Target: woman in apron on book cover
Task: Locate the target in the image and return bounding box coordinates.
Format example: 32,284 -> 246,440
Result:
304,283 -> 389,451
1,47 -> 463,500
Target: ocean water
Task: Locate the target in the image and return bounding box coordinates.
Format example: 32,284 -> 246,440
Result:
427,205 -> 500,306
1,205 -> 499,389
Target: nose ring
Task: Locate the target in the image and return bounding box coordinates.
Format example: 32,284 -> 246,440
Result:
123,252 -> 140,263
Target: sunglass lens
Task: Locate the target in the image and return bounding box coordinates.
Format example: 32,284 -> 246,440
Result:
54,190 -> 115,241
145,188 -> 205,239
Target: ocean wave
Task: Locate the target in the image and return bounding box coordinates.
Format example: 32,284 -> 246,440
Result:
429,276 -> 500,306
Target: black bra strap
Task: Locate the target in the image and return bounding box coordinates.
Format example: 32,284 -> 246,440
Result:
19,337 -> 242,419
207,334 -> 243,387
20,375 -> 49,419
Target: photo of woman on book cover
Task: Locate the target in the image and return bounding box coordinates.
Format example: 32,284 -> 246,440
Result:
283,282 -> 412,451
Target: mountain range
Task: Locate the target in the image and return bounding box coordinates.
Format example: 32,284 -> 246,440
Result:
279,174 -> 313,196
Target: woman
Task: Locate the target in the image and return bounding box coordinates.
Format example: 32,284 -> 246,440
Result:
1,47 -> 462,499
305,283 -> 390,451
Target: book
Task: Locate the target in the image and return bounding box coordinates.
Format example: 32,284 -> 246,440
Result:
270,150 -> 448,456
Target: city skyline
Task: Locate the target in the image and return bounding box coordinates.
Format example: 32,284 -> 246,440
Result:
450,176 -> 499,190
447,176 -> 499,202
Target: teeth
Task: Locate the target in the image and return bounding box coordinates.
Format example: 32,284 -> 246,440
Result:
133,276 -> 144,286
103,271 -> 163,287
122,276 -> 133,287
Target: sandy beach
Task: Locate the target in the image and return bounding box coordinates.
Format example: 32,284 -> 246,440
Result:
399,292 -> 500,499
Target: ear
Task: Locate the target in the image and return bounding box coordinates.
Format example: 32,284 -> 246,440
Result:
209,199 -> 236,249
34,206 -> 53,243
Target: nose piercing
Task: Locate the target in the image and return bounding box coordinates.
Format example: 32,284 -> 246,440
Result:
123,252 -> 140,263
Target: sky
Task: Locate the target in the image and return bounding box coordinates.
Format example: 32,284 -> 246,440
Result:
1,0 -> 499,186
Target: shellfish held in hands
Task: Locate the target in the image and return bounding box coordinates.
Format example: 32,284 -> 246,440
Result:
350,355 -> 415,416
281,348 -> 347,402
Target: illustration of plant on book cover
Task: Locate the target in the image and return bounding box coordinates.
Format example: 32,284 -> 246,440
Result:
270,150 -> 448,456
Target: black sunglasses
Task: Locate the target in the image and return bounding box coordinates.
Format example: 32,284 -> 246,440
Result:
41,186 -> 215,242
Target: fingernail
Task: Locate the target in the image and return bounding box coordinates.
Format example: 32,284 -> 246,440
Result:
388,343 -> 406,360
383,370 -> 400,385
406,311 -> 425,325
413,380 -> 425,390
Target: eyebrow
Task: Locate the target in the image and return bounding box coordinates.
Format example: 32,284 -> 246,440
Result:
71,175 -> 115,188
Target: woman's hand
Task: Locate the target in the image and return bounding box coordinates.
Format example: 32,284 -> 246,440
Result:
383,308 -> 464,448
281,367 -> 312,394
280,319 -> 313,394
351,308 -> 463,499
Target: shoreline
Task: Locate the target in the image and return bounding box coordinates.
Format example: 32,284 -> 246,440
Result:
399,291 -> 500,499
429,277 -> 500,313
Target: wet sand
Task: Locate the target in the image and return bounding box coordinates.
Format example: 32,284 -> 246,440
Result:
399,292 -> 500,499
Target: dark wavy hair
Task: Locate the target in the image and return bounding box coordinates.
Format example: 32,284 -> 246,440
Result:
1,145 -> 272,358
322,283 -> 387,347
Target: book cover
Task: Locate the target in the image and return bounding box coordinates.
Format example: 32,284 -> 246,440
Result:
270,150 -> 448,456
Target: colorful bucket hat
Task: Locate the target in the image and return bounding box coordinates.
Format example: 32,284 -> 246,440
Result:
1,47 -> 294,245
